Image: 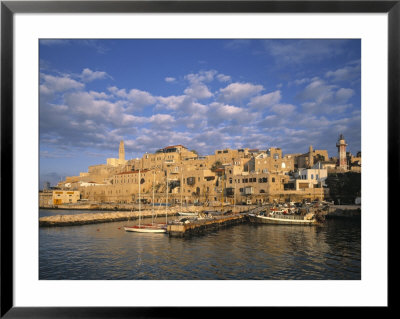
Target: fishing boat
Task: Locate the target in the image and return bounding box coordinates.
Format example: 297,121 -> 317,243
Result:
124,170 -> 167,233
248,209 -> 324,225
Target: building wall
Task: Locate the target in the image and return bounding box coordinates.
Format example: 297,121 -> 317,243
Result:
296,149 -> 329,168
39,191 -> 53,207
52,190 -> 80,205
246,153 -> 295,173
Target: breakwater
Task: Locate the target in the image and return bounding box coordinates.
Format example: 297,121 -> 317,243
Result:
39,205 -> 254,227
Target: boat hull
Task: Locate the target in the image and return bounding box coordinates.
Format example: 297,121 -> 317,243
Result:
248,214 -> 320,225
124,225 -> 166,233
178,212 -> 198,216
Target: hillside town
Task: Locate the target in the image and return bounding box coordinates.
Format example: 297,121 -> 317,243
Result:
39,134 -> 361,209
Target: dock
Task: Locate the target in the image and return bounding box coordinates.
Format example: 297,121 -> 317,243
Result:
167,213 -> 247,237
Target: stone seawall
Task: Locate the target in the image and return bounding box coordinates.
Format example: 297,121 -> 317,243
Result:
39,205 -> 253,227
325,205 -> 361,219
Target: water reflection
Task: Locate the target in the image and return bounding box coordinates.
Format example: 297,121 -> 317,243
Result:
39,210 -> 360,280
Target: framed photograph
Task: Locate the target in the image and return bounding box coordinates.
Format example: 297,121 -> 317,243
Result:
1,0 -> 394,316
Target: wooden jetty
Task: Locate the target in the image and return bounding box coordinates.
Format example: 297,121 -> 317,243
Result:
167,213 -> 247,237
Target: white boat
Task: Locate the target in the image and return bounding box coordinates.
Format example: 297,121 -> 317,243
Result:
124,170 -> 166,233
178,211 -> 198,216
124,224 -> 166,233
248,210 -> 324,226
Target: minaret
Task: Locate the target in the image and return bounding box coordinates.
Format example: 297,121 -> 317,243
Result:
119,140 -> 125,164
336,134 -> 348,170
308,145 -> 314,168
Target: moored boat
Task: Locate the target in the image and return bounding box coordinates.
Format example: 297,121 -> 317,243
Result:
248,210 -> 324,225
178,211 -> 198,216
124,170 -> 167,233
124,224 -> 167,233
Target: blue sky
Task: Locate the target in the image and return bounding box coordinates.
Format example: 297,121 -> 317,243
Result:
39,39 -> 361,186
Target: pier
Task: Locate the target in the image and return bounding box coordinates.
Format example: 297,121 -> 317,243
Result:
39,205 -> 255,227
40,207 -> 180,227
167,214 -> 247,237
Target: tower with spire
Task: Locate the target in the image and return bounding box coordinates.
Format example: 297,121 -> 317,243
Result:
336,134 -> 348,170
308,145 -> 314,168
119,140 -> 125,164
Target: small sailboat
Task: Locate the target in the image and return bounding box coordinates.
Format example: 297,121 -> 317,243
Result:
124,170 -> 167,233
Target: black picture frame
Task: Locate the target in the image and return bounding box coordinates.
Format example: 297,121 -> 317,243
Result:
1,1 -> 394,317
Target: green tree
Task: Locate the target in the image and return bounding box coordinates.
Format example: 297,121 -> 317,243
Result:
211,161 -> 222,171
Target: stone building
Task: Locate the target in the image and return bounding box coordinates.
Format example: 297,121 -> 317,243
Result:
244,152 -> 295,174
59,141 -> 333,205
39,190 -> 53,207
294,146 -> 329,169
52,190 -> 80,205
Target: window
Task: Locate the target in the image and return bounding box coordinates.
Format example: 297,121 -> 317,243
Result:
272,178 -> 275,182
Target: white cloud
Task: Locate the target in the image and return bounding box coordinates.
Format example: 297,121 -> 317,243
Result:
270,103 -> 296,115
248,90 -> 281,109
108,86 -> 156,111
216,74 -> 231,82
80,68 -> 109,82
40,73 -> 84,95
185,70 -> 217,84
63,91 -> 126,124
184,83 -> 213,99
156,95 -> 187,111
219,82 -> 264,102
89,91 -> 111,99
208,102 -> 258,126
149,113 -> 176,125
165,77 -> 176,83
336,88 -> 355,102
325,62 -> 361,82
183,70 -> 217,99
263,39 -> 350,64
297,78 -> 354,114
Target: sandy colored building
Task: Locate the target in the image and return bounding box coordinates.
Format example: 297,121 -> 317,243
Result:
39,190 -> 53,207
59,141 -> 337,205
293,145 -> 329,169
52,190 -> 80,205
244,152 -> 295,174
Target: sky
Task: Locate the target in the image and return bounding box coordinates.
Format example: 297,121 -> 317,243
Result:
39,39 -> 361,187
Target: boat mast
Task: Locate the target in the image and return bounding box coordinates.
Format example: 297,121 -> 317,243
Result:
234,181 -> 236,212
165,170 -> 168,224
138,169 -> 141,227
152,171 -> 155,225
180,167 -> 183,212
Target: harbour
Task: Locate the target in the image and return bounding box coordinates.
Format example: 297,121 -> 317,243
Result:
36,39 -> 364,283
39,208 -> 361,280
